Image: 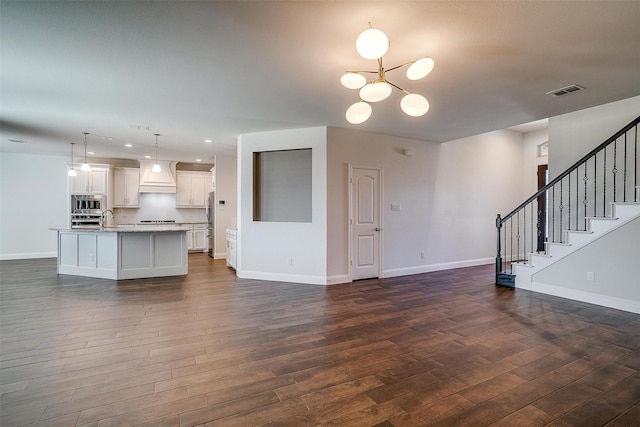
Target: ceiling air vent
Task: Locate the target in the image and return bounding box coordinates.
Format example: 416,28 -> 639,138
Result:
546,84 -> 585,97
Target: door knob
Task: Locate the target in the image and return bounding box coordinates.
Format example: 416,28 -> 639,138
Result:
375,227 -> 381,231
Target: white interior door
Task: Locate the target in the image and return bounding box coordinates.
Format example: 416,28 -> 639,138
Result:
350,166 -> 381,280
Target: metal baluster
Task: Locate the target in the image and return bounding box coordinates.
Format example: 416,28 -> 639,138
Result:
568,173 -> 571,230
612,138 -> 618,203
623,131 -> 628,203
504,218 -> 508,273
594,153 -> 598,217
583,161 -> 588,230
551,185 -> 555,242
633,125 -> 640,202
523,204 -> 527,262
575,168 -> 579,230
509,216 -> 513,272
516,212 -> 520,263
603,147 -> 607,216
559,180 -> 563,242
531,202 -> 534,255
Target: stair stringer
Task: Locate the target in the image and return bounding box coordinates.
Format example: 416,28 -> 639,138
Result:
512,202 -> 640,291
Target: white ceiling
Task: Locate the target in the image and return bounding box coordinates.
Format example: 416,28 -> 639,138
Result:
1,1 -> 639,163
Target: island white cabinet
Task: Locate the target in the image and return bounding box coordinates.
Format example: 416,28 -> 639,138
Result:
176,171 -> 210,208
113,168 -> 140,207
186,223 -> 208,252
54,226 -> 188,280
70,167 -> 109,195
226,227 -> 237,270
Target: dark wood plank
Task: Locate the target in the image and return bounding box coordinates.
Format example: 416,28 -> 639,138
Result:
1,255 -> 638,425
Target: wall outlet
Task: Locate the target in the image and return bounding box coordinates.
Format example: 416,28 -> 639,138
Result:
586,271 -> 595,281
287,257 -> 293,266
90,253 -> 95,262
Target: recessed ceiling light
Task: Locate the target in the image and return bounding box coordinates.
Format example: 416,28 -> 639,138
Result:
88,151 -> 95,155
125,144 -> 133,148
144,155 -> 151,159
204,139 -> 213,143
196,159 -> 202,162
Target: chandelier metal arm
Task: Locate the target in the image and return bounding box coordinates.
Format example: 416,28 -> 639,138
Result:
385,80 -> 409,95
345,69 -> 379,74
385,59 -> 420,73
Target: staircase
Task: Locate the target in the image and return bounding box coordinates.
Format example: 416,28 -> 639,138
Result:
495,116 -> 640,296
511,194 -> 640,290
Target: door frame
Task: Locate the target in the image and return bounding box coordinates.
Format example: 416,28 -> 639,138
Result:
536,163 -> 549,252
348,164 -> 384,281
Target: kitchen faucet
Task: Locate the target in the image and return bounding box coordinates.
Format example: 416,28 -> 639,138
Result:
100,209 -> 114,228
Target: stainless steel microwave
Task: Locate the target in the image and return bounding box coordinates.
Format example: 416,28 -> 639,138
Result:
70,195 -> 105,228
71,194 -> 104,214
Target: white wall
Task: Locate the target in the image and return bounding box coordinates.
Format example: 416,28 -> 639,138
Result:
326,127 -> 528,280
327,127 -> 441,280
237,127 -> 327,284
427,130 -> 528,267
214,154 -> 237,258
549,95 -> 640,178
0,152 -> 68,259
532,216 -> 640,314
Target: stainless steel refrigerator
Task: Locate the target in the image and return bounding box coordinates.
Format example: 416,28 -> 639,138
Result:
207,192 -> 215,258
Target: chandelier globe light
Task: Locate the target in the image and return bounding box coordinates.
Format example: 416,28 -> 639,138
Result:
340,72 -> 367,89
342,22 -> 434,124
355,27 -> 389,60
152,133 -> 162,173
360,81 -> 392,102
346,101 -> 373,125
401,93 -> 430,117
67,143 -> 77,177
80,132 -> 91,172
406,57 -> 435,80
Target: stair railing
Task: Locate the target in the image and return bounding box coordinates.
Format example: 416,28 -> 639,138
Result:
496,115 -> 640,286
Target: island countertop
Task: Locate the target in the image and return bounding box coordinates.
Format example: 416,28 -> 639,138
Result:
49,225 -> 191,233
51,227 -> 189,280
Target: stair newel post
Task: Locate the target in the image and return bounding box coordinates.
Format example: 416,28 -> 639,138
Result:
495,214 -> 502,279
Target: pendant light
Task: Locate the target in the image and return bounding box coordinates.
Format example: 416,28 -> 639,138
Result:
152,133 -> 161,172
67,143 -> 77,177
80,132 -> 91,171
342,22 -> 434,124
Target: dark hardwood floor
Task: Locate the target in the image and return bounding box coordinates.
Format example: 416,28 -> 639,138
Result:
1,255 -> 639,426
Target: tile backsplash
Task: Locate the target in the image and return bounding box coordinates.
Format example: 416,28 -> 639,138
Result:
114,193 -> 207,224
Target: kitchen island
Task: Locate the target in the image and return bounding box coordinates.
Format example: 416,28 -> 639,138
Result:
50,225 -> 190,280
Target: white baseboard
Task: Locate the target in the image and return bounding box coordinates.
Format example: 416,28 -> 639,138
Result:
326,274 -> 349,285
237,270 -> 329,285
0,252 -> 57,261
383,257 -> 494,278
213,252 -> 227,260
531,281 -> 640,314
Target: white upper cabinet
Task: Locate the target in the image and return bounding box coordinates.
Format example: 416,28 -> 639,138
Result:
70,167 -> 109,195
176,171 -> 211,208
113,168 -> 140,208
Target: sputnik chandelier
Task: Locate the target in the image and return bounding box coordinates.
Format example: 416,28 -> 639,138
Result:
341,22 -> 434,124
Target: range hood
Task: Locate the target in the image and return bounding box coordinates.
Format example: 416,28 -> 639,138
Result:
139,160 -> 177,193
